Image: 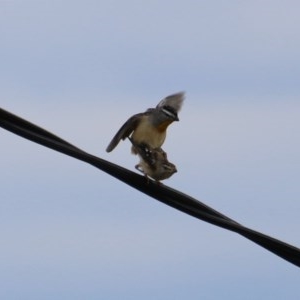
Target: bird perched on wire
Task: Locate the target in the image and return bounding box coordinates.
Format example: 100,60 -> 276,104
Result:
129,137 -> 177,182
106,92 -> 184,154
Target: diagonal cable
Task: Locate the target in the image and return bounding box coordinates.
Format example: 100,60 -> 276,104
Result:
1,107 -> 300,268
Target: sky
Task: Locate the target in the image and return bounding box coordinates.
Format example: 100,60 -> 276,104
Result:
1,0 -> 300,299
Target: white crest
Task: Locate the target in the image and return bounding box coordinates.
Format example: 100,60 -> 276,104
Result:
156,92 -> 185,112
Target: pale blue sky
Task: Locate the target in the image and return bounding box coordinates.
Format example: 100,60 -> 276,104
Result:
1,1 -> 300,299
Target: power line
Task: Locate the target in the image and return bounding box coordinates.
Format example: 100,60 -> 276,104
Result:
1,107 -> 300,268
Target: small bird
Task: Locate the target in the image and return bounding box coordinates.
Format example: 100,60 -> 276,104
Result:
129,138 -> 177,182
106,92 -> 184,154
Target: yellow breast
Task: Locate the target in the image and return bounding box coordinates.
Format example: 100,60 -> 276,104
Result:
156,120 -> 173,132
131,117 -> 167,148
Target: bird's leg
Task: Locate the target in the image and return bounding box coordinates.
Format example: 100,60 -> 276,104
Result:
128,137 -> 156,167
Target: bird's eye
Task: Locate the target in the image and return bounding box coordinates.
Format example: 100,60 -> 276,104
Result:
162,106 -> 177,119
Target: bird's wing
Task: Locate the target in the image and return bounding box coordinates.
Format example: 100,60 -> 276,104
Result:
106,112 -> 144,152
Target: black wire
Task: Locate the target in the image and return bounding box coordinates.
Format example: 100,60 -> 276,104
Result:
1,107 -> 300,268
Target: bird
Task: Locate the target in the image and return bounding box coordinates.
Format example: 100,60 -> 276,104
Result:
130,138 -> 177,182
106,92 -> 184,154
